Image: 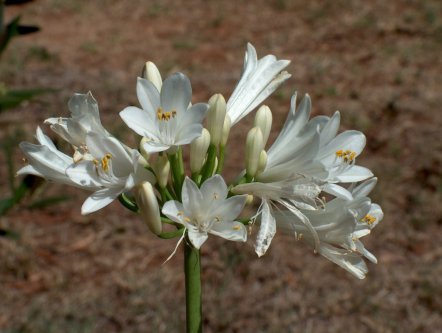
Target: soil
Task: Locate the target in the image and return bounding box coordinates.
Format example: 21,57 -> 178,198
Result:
1,1 -> 441,332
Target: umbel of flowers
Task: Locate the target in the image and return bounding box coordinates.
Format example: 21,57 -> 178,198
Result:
18,43 -> 383,332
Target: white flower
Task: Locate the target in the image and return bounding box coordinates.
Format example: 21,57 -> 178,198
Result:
226,43 -> 291,125
257,93 -> 373,199
45,93 -> 110,162
275,178 -> 383,279
19,128 -> 155,215
162,175 -> 248,249
120,73 -> 209,153
233,175 -> 324,257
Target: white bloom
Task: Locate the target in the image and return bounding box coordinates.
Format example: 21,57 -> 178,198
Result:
275,178 -> 383,279
19,128 -> 155,215
226,43 -> 291,125
120,73 -> 209,153
233,175 -> 324,256
163,175 -> 247,249
45,93 -> 110,161
258,93 -> 373,199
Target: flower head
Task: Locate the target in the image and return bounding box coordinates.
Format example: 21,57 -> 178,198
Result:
120,72 -> 209,153
163,175 -> 248,249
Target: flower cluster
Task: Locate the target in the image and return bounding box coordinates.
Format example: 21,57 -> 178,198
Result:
19,43 -> 383,279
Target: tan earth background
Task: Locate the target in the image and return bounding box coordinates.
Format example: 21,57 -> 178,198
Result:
1,1 -> 441,332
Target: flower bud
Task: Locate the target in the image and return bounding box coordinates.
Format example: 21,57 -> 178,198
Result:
257,150 -> 268,175
207,94 -> 226,146
152,154 -> 170,188
254,105 -> 272,147
221,115 -> 232,147
135,182 -> 162,235
245,127 -> 264,177
142,61 -> 162,92
190,128 -> 211,173
139,137 -> 151,162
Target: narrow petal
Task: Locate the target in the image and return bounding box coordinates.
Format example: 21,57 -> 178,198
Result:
136,77 -> 160,113
335,166 -> 374,183
174,124 -> 204,146
81,187 -> 121,215
210,221 -> 247,242
181,177 -> 203,215
120,106 -> 160,140
213,195 -> 247,221
65,161 -> 103,188
142,140 -> 171,153
161,73 -> 192,113
351,177 -> 377,198
162,200 -> 185,225
200,175 -> 228,200
188,230 -> 208,249
255,200 -> 276,257
319,243 -> 368,279
323,183 -> 353,201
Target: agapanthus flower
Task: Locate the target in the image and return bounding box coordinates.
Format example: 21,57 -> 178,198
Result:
45,92 -> 111,163
163,175 -> 248,249
257,93 -> 373,199
226,43 -> 291,125
120,72 -> 209,153
18,94 -> 155,214
232,175 -> 324,256
275,178 -> 383,279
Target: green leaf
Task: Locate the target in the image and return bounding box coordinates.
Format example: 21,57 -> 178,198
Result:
0,16 -> 20,54
16,24 -> 40,35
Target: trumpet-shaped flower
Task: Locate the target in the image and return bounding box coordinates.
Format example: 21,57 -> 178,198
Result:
233,175 -> 324,256
120,73 -> 209,153
19,128 -> 155,215
45,93 -> 110,162
257,93 -> 373,199
227,43 -> 291,125
163,175 -> 247,249
275,178 -> 383,279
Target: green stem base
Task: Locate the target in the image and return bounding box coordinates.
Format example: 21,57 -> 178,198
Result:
184,240 -> 202,333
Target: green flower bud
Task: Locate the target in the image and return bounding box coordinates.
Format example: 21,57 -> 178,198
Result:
135,182 -> 162,235
207,94 -> 227,146
245,127 -> 264,177
190,128 -> 211,173
254,105 -> 272,147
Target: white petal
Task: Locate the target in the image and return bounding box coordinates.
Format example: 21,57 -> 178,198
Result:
200,175 -> 228,200
318,243 -> 368,279
142,140 -> 171,153
162,200 -> 185,225
319,111 -> 340,144
351,177 -> 377,198
188,230 -> 208,249
81,187 -> 121,215
213,195 -> 247,221
323,183 -> 353,200
161,73 -> 192,113
177,103 -> 208,129
174,124 -> 204,146
255,200 -> 276,257
210,221 -> 247,242
181,177 -> 203,215
335,166 -> 374,183
120,106 -> 160,139
136,77 -> 160,113
65,161 -> 103,188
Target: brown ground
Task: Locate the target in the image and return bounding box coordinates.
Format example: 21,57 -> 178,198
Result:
1,1 -> 441,332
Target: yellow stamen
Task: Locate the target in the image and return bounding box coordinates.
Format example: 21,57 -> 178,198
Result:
101,153 -> 112,172
361,214 -> 376,225
336,149 -> 357,163
232,225 -> 241,230
156,107 -> 177,121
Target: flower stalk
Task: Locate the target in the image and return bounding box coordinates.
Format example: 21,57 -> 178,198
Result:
184,241 -> 202,333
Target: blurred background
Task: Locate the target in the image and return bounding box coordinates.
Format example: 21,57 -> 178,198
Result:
0,0 -> 441,332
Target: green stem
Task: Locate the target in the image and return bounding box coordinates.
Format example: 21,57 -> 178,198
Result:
184,240 -> 202,333
200,144 -> 217,184
169,148 -> 185,200
216,145 -> 225,174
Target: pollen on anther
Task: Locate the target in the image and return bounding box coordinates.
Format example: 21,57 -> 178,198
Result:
232,225 -> 241,230
361,214 -> 376,225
